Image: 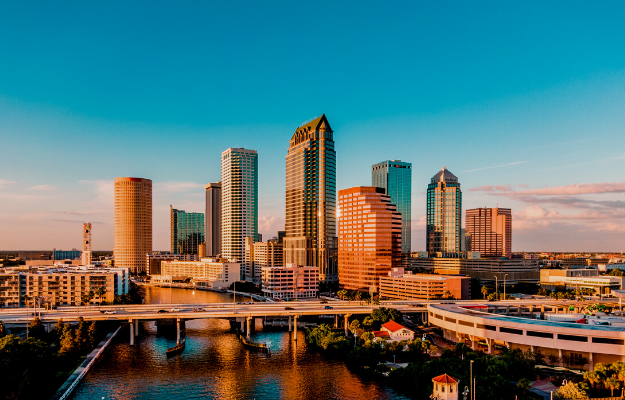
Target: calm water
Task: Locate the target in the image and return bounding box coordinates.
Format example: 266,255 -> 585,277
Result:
72,286 -> 409,400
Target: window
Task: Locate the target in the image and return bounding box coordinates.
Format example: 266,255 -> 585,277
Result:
459,320 -> 474,327
476,324 -> 496,331
526,331 -> 553,339
558,334 -> 587,342
500,327 -> 523,335
592,337 -> 624,345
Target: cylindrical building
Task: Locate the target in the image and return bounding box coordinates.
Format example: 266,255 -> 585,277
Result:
114,177 -> 152,273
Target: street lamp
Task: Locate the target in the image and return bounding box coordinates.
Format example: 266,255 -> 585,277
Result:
494,276 -> 498,301
470,359 -> 474,400
503,274 -> 509,300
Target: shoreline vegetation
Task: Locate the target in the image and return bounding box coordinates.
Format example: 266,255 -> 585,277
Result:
305,307 -> 544,400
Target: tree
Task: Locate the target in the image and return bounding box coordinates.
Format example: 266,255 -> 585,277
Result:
609,268 -> 624,276
517,378 -> 531,395
442,290 -> 453,299
88,322 -> 98,348
0,321 -> 6,337
28,317 -> 46,341
584,370 -> 601,389
554,381 -> 587,399
52,318 -> 65,343
481,286 -> 489,299
59,324 -> 76,357
354,291 -> 362,304
606,377 -> 622,397
349,319 -> 361,337
95,287 -> 106,306
611,361 -> 625,381
75,317 -> 89,352
547,354 -> 561,366
337,290 -> 348,301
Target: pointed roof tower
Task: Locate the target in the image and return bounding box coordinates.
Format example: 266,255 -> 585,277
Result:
431,166 -> 458,184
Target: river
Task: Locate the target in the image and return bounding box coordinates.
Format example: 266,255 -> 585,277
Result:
72,285 -> 410,400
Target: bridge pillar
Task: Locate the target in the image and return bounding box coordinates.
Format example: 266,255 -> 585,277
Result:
134,319 -> 139,337
486,338 -> 493,354
246,317 -> 252,341
293,315 -> 298,341
288,316 -> 292,332
589,352 -> 594,370
176,318 -> 181,345
344,315 -> 349,337
46,322 -> 52,333
129,319 -> 135,346
334,314 -> 338,328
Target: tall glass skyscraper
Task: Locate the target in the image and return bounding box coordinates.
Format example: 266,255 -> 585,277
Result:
284,114 -> 337,282
372,160 -> 412,254
170,206 -> 205,255
204,182 -> 221,257
221,148 -> 258,268
426,166 -> 462,257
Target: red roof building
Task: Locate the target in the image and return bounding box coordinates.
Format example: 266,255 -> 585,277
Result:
380,321 -> 414,341
432,374 -> 459,400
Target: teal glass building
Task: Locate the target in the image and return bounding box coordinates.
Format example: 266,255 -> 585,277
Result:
372,160 -> 412,254
170,207 -> 205,255
426,166 -> 462,257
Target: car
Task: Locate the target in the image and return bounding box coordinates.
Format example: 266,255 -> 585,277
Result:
285,306 -> 294,310
193,308 -> 203,312
320,300 -> 328,304
324,305 -> 333,310
103,310 -> 116,315
236,302 -> 243,305
157,310 -> 168,313
170,308 -> 182,312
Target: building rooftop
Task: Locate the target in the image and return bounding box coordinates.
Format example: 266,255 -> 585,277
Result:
432,373 -> 459,384
381,320 -> 411,333
431,166 -> 458,184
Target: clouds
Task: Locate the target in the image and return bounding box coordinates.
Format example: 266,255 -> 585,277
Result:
463,161 -> 527,173
0,178 -> 16,189
258,214 -> 284,239
470,182 -> 625,196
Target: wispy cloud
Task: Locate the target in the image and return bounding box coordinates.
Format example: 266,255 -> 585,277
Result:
0,178 -> 16,189
463,161 -> 527,173
155,181 -> 204,193
470,182 -> 625,196
27,184 -> 57,191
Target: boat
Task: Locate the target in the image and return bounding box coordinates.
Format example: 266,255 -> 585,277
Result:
239,334 -> 269,353
166,339 -> 186,357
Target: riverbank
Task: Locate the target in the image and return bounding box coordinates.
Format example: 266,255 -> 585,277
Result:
50,325 -> 122,400
135,281 -> 268,301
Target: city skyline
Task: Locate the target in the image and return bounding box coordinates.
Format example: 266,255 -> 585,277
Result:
1,2 -> 625,252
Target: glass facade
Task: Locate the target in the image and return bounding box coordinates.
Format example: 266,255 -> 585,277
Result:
426,167 -> 462,257
221,148 -> 258,270
53,249 -> 81,260
465,207 -> 512,258
284,114 -> 337,282
170,207 -> 205,255
371,160 -> 412,254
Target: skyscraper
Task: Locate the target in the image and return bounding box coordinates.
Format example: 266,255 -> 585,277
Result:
170,206 -> 205,255
426,167 -> 462,257
338,186 -> 401,292
465,207 -> 512,258
284,114 -> 337,282
221,148 -> 258,269
114,177 -> 152,273
372,160 -> 412,254
205,182 -> 222,257
82,222 -> 92,266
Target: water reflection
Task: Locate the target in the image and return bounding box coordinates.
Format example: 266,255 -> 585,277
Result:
73,286 -> 409,400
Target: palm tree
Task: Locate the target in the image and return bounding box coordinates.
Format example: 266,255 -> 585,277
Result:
584,370 -> 600,389
481,286 -> 488,299
517,378 -> 531,395
95,287 -> 106,306
606,377 -> 621,397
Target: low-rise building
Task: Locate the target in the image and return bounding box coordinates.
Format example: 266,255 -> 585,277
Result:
372,321 -> 415,342
0,266 -> 129,308
261,263 -> 318,299
146,252 -> 198,276
151,258 -> 240,289
379,268 -> 471,300
409,257 -> 539,285
540,268 -> 624,295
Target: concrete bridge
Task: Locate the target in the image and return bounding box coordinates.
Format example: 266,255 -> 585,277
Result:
0,298 -> 615,345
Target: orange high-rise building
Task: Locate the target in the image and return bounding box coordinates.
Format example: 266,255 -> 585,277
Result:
465,207 -> 512,258
114,177 -> 152,273
338,186 -> 401,292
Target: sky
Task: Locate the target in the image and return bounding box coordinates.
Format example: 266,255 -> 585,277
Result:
1,1 -> 624,252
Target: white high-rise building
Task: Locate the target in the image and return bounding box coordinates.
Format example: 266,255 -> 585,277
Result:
221,148 -> 258,274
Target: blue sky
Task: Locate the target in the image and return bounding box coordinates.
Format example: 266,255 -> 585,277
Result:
1,1 -> 624,251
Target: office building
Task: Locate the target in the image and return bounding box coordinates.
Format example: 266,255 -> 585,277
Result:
338,186 -> 402,292
53,249 -> 81,261
379,267 -> 471,300
284,114 -> 337,282
114,177 -> 152,273
245,238 -> 283,284
221,148 -> 258,269
410,257 -> 539,285
540,269 -> 624,295
465,208 -> 512,258
152,258 -> 240,289
426,167 -> 462,257
261,264 -> 319,299
170,206 -> 205,255
82,222 -> 92,266
146,252 -> 198,276
372,160 -> 412,254
205,182 -> 222,256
